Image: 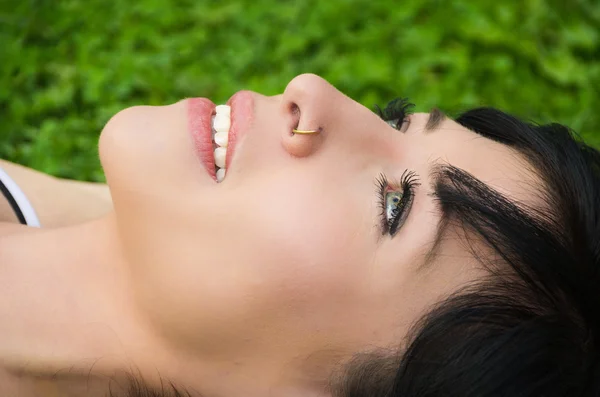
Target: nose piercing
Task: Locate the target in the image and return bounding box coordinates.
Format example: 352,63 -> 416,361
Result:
292,128 -> 321,135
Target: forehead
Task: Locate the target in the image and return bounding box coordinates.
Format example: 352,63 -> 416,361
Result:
415,113 -> 543,207
396,113 -> 547,292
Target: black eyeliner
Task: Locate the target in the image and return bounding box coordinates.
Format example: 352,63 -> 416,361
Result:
375,170 -> 421,237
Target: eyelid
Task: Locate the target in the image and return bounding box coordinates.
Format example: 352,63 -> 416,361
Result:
400,114 -> 412,133
385,114 -> 412,133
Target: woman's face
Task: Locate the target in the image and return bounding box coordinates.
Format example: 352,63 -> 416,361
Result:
99,74 -> 537,386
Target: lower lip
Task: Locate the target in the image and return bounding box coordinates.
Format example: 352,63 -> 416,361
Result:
187,98 -> 217,181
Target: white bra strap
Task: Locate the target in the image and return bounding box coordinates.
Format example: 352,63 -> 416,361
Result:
0,166 -> 41,227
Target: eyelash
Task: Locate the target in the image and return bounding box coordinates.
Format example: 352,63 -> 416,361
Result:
375,170 -> 421,237
374,97 -> 416,131
373,97 -> 419,237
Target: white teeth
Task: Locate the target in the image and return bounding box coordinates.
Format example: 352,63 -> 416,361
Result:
214,130 -> 228,147
211,104 -> 232,183
215,104 -> 231,115
213,114 -> 230,133
216,167 -> 226,182
214,146 -> 227,169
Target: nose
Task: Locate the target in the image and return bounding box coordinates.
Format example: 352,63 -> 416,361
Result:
280,74 -> 336,158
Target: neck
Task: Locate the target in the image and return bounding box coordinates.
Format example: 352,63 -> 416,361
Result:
0,214 -> 168,394
0,216 -> 333,397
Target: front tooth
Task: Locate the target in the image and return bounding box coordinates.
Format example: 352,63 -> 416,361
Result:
216,168 -> 226,182
215,105 -> 231,114
213,114 -> 230,133
214,147 -> 227,168
214,131 -> 228,147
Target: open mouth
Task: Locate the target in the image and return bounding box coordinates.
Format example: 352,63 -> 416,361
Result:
211,104 -> 231,183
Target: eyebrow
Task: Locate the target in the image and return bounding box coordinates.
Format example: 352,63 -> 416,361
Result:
419,161 -> 450,269
424,108 -> 447,133
417,163 -> 514,272
418,163 -> 478,271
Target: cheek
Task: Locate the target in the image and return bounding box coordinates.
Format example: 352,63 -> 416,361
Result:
241,179 -> 372,310
222,182 -> 380,349
142,177 -> 374,353
110,140 -> 378,354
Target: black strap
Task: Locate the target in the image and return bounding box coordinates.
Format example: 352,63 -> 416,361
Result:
0,177 -> 27,225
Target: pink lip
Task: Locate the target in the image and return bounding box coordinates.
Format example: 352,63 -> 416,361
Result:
187,92 -> 253,182
225,91 -> 254,172
187,98 -> 217,181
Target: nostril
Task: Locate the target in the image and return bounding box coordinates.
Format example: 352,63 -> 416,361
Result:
280,97 -> 323,158
289,102 -> 301,136
290,102 -> 300,117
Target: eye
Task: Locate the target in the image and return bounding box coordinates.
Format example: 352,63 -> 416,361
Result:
375,170 -> 420,237
387,117 -> 411,133
385,191 -> 404,222
375,97 -> 415,133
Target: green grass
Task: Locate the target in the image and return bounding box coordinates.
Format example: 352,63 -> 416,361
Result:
1,0 -> 599,182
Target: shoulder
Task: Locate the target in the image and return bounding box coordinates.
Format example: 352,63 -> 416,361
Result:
0,160 -> 113,227
0,161 -> 41,225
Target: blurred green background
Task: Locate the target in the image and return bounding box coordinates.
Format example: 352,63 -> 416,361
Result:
1,0 -> 599,182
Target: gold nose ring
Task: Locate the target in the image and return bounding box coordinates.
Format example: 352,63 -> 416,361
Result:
292,128 -> 320,135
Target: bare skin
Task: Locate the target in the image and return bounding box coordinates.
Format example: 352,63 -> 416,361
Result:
0,160 -> 114,396
0,159 -> 113,229
0,74 -> 542,397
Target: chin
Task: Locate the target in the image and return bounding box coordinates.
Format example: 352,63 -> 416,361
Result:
99,101 -> 212,202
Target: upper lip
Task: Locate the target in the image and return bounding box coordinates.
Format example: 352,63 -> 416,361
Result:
224,90 -> 253,172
